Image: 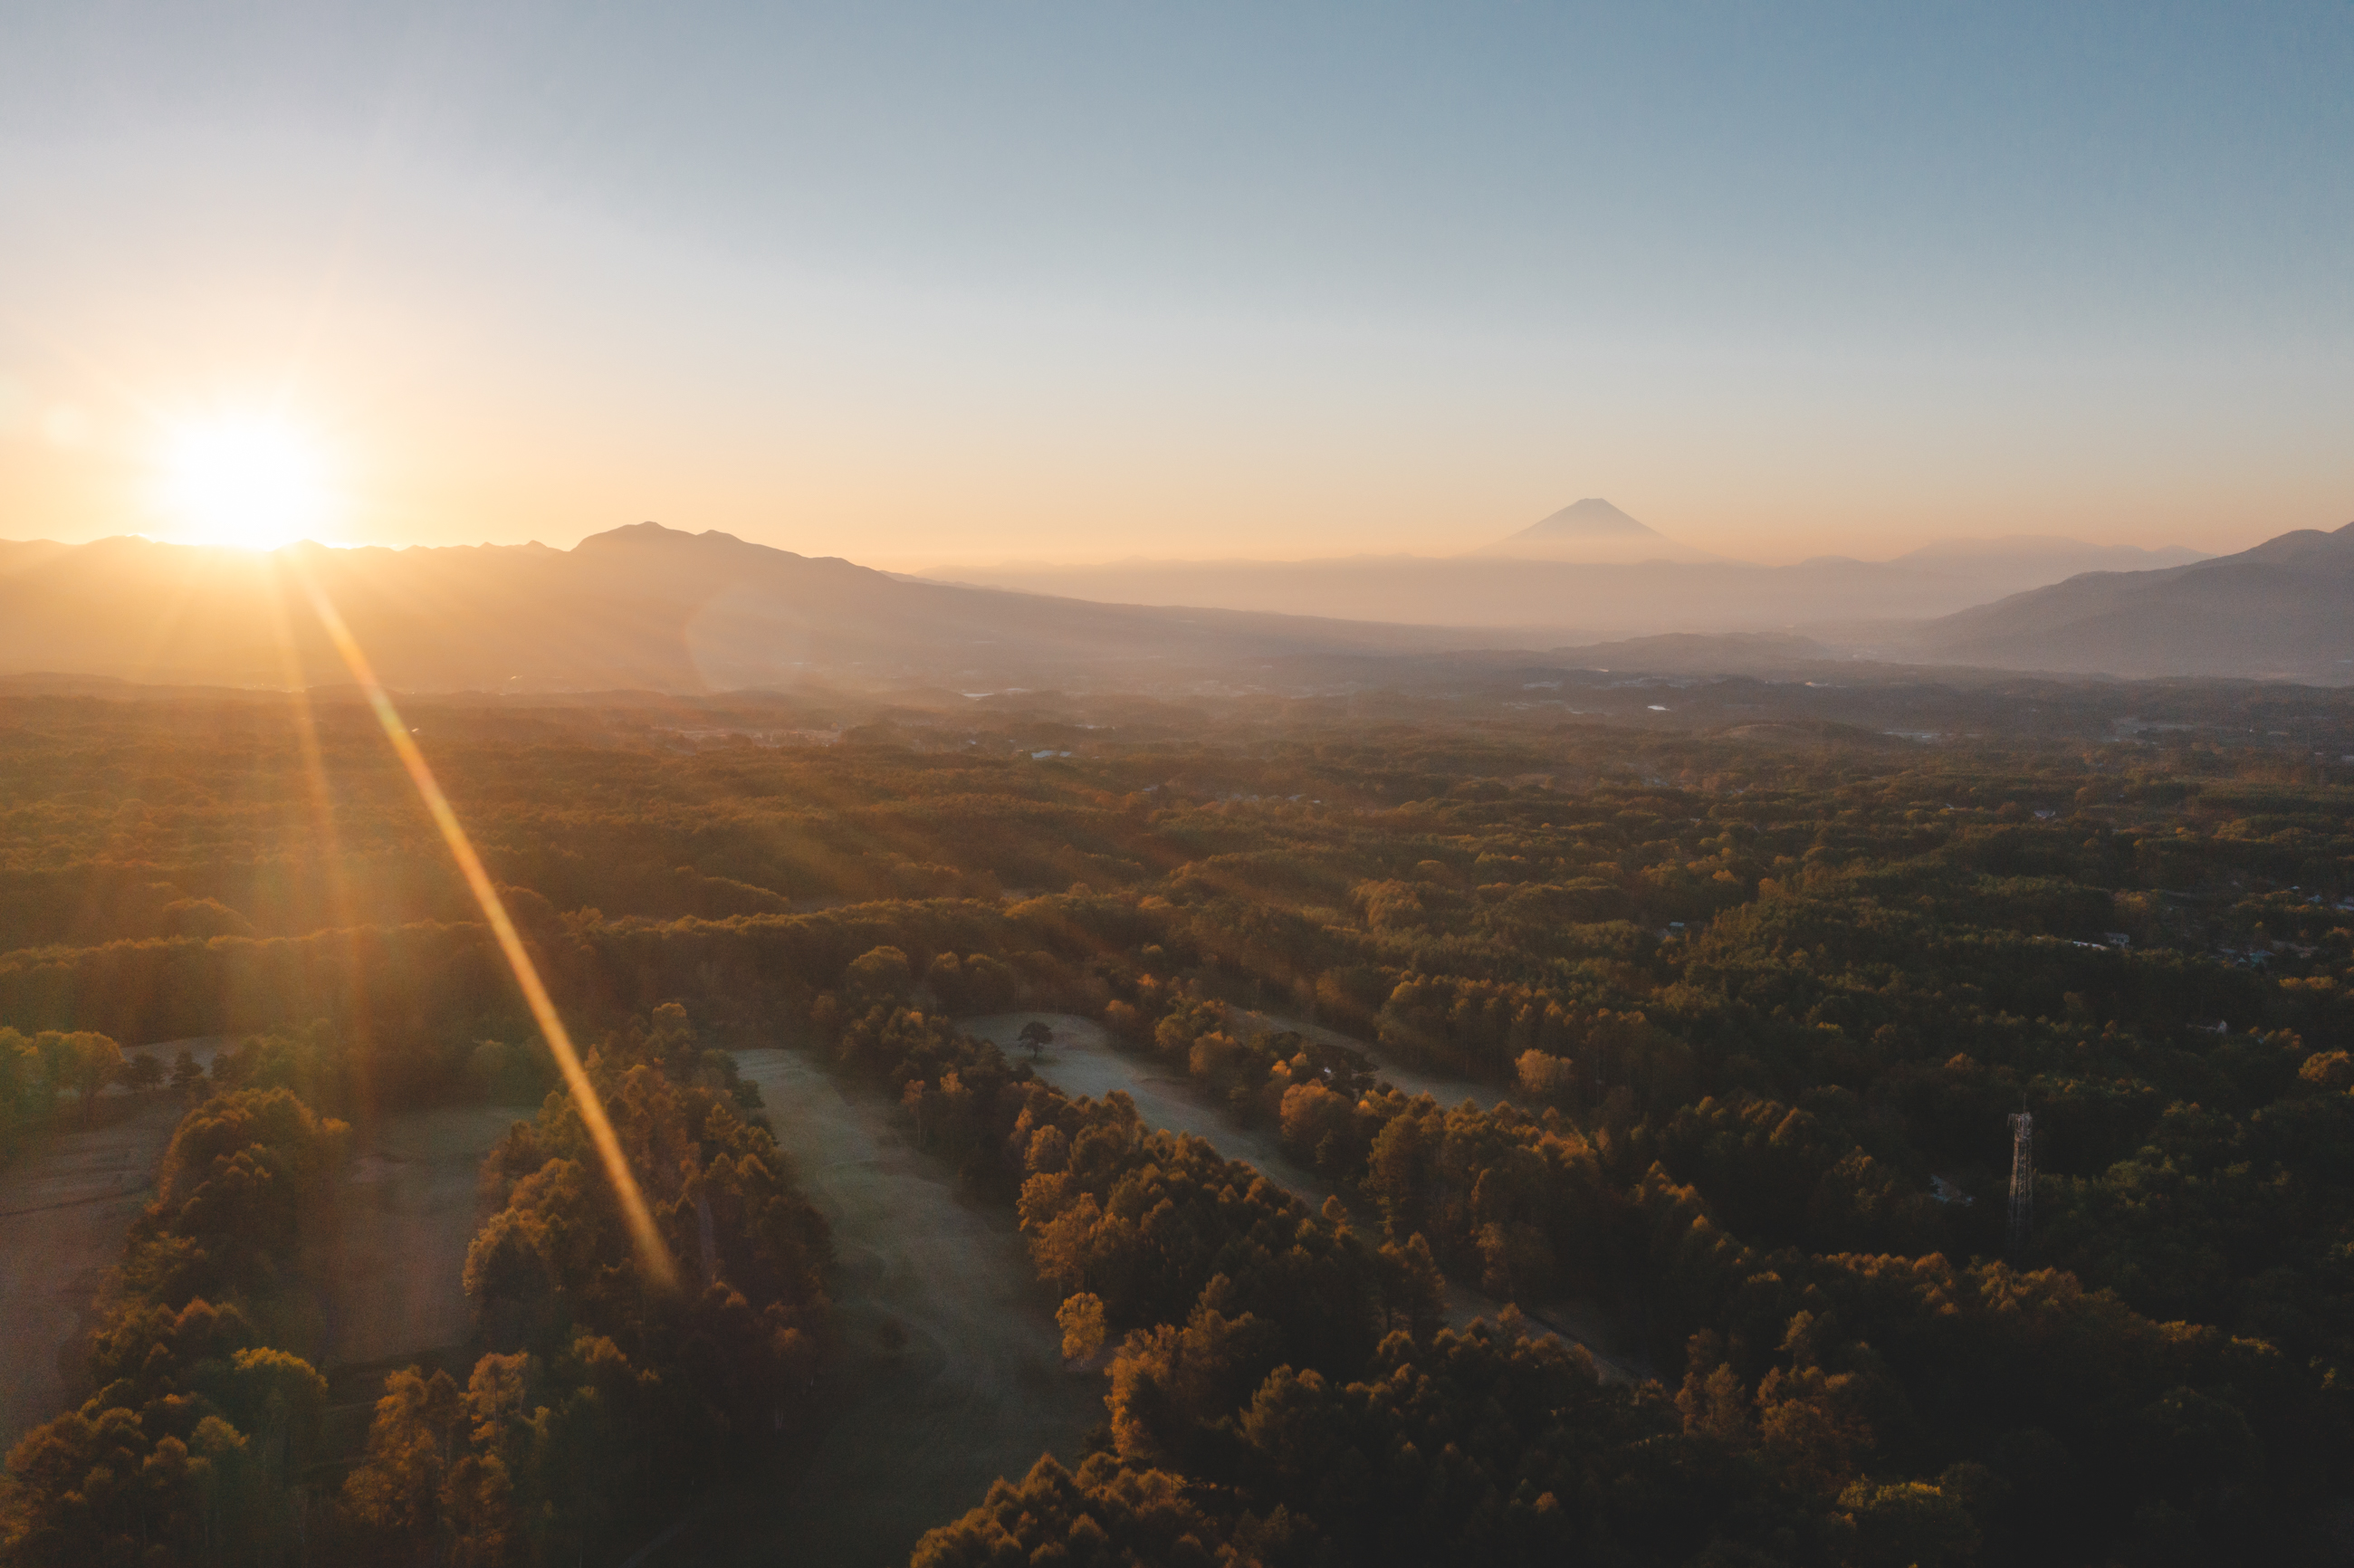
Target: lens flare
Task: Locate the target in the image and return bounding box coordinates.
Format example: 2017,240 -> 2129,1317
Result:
283,554 -> 679,1289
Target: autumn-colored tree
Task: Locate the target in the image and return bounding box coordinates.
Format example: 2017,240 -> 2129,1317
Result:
845,944 -> 914,1009
1057,1292 -> 1107,1362
55,1031 -> 121,1125
1374,1231 -> 1448,1339
1516,1047 -> 1579,1104
343,1367 -> 466,1557
2,1086 -> 342,1564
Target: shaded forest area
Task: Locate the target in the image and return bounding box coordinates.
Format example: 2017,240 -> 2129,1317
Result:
2,684 -> 2352,1566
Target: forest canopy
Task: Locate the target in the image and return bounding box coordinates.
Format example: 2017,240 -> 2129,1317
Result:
1,684 -> 2349,1567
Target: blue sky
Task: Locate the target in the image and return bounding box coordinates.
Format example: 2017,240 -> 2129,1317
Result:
1,3 -> 2347,562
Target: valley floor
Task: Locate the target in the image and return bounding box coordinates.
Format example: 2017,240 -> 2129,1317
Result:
316,1104 -> 526,1367
645,1047 -> 1098,1568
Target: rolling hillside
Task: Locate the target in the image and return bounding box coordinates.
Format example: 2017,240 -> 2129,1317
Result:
1917,521 -> 2354,679
0,524 -> 1517,694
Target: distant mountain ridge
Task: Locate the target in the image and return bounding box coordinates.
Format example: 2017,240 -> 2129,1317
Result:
0,516 -> 2324,694
1895,534 -> 2206,570
926,519 -> 2218,640
0,524 -> 1520,694
1915,520 -> 2354,679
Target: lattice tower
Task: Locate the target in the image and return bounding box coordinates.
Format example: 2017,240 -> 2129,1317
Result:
2007,1111 -> 2034,1256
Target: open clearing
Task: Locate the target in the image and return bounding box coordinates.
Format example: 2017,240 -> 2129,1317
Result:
0,1097 -> 185,1448
1230,1007 -> 1520,1109
663,1048 -> 1097,1568
962,1011 -> 1650,1383
317,1104 -> 522,1367
1,1046 -> 491,1451
963,1013 -> 1344,1208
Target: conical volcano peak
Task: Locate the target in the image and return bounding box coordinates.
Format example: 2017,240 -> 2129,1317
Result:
1525,499 -> 1657,538
1467,500 -> 1721,564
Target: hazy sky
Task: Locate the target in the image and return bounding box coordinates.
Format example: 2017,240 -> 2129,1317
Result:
1,3 -> 2347,565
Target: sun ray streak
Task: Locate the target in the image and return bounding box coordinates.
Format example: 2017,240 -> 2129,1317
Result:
258,560 -> 380,1116
285,556 -> 678,1289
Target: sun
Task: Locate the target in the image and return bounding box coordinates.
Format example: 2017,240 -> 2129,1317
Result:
157,414 -> 338,550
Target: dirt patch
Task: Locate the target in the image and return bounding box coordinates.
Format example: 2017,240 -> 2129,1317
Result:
315,1104 -> 523,1367
0,1096 -> 186,1448
653,1048 -> 1097,1568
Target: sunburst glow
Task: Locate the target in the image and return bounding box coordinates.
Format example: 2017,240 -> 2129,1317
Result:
158,414 -> 336,550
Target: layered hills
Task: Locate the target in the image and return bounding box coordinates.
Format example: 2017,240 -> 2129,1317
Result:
0,524 -> 1515,694
928,503 -> 2206,637
0,512 -> 2338,694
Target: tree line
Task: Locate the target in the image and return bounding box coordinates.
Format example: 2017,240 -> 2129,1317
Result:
4,693 -> 2351,1563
